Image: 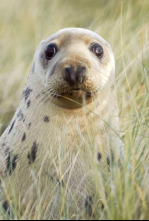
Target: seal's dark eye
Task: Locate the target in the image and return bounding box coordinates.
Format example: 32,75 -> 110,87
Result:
45,44 -> 57,60
90,43 -> 104,59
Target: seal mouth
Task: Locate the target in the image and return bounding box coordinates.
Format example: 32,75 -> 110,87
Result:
63,88 -> 91,95
50,88 -> 97,99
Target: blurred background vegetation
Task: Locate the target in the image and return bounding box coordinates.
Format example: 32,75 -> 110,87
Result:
0,0 -> 149,219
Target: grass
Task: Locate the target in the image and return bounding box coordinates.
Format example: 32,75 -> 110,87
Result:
0,0 -> 149,219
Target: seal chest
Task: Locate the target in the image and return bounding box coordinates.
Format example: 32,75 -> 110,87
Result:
0,28 -> 123,217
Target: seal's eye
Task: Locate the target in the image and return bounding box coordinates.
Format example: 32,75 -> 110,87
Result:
90,43 -> 104,59
45,44 -> 57,60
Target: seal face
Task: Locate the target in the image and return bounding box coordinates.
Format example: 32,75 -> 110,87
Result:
0,28 -> 122,217
34,28 -> 115,109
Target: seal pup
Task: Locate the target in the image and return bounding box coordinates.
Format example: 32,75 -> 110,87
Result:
0,28 -> 123,218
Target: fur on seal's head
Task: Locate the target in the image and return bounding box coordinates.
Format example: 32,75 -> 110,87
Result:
31,28 -> 115,109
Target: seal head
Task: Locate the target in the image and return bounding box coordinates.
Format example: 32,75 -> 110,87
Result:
33,28 -> 115,109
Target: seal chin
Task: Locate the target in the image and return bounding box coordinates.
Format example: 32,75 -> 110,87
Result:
49,88 -> 96,109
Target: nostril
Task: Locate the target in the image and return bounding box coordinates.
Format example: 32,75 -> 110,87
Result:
64,66 -> 76,86
76,66 -> 86,84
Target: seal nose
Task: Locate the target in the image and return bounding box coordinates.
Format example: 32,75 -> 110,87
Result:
64,65 -> 86,86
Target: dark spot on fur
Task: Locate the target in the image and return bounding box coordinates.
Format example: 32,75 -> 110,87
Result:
22,133 -> 26,142
101,203 -> 105,210
97,153 -> 102,162
2,200 -> 9,211
85,196 -> 92,216
44,116 -> 50,123
107,157 -> 111,172
8,120 -> 16,134
2,200 -> 10,214
6,152 -> 18,175
107,157 -> 110,166
28,123 -> 31,129
22,87 -> 33,102
17,109 -> 24,121
27,142 -> 38,164
27,100 -> 31,108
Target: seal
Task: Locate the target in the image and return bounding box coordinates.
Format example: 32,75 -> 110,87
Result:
0,28 -> 123,217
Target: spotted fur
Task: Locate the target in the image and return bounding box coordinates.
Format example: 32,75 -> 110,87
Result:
27,100 -> 31,108
44,116 -> 50,123
8,120 -> 16,134
97,153 -> 102,162
27,142 -> 38,164
2,200 -> 10,213
22,133 -> 26,142
17,109 -> 24,121
6,152 -> 18,175
22,87 -> 33,102
85,196 -> 93,216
